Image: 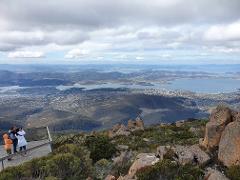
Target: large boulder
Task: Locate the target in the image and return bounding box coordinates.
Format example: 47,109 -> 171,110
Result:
156,145 -> 172,160
127,119 -> 136,130
189,144 -> 210,166
109,124 -> 121,138
115,125 -> 131,136
201,106 -> 233,150
105,175 -> 116,180
127,153 -> 159,179
109,118 -> 144,138
232,111 -> 240,122
113,151 -> 133,167
112,124 -> 122,131
218,121 -> 240,167
175,120 -> 185,127
135,117 -> 144,130
173,146 -> 194,165
109,124 -> 130,138
205,168 -> 229,180
127,117 -> 144,132
156,145 -> 210,166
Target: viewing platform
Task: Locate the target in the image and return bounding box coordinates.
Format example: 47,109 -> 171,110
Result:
0,127 -> 52,171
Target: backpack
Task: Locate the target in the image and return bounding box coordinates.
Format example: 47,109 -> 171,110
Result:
9,132 -> 16,140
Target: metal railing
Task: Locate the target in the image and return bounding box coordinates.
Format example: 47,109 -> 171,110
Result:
0,126 -> 52,171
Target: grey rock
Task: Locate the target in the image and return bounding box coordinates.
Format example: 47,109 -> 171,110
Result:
218,121 -> 240,167
205,168 -> 229,180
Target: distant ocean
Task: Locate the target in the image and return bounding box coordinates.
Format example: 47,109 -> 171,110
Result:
0,64 -> 240,94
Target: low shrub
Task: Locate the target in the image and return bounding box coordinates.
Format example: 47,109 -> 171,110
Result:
137,159 -> 204,180
0,144 -> 93,180
23,156 -> 49,178
0,166 -> 25,180
46,153 -> 83,179
85,135 -> 117,162
94,159 -> 112,179
226,165 -> 240,180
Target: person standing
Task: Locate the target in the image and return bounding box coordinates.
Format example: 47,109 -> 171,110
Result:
9,127 -> 18,153
2,133 -> 13,161
16,127 -> 27,152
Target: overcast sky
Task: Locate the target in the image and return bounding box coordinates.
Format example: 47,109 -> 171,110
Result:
0,0 -> 240,64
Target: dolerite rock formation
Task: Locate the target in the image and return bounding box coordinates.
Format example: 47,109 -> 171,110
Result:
201,105 -> 232,150
218,121 -> 240,167
156,144 -> 210,166
125,153 -> 159,179
108,117 -> 144,138
108,106 -> 240,179
108,124 -> 130,138
200,105 -> 240,167
127,117 -> 144,131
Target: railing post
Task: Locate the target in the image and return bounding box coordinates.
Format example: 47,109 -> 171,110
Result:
46,126 -> 53,152
46,126 -> 52,142
1,159 -> 4,171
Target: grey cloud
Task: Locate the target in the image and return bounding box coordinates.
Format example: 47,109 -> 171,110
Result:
137,29 -> 181,42
47,31 -> 89,45
0,0 -> 240,60
1,0 -> 240,31
0,43 -> 19,52
0,30 -> 89,51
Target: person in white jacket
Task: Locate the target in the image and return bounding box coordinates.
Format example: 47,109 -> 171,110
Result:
16,128 -> 27,152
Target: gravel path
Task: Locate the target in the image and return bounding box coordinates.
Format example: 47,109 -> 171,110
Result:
0,140 -> 52,171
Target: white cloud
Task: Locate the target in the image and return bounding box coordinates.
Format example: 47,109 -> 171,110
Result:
64,49 -> 90,58
204,21 -> 240,41
136,56 -> 144,60
8,51 -> 44,58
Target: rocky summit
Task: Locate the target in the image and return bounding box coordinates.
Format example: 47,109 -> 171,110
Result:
109,105 -> 240,179
1,105 -> 240,180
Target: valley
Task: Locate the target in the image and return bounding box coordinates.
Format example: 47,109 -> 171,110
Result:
0,64 -> 239,133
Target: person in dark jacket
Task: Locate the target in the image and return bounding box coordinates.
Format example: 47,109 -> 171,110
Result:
8,127 -> 18,153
